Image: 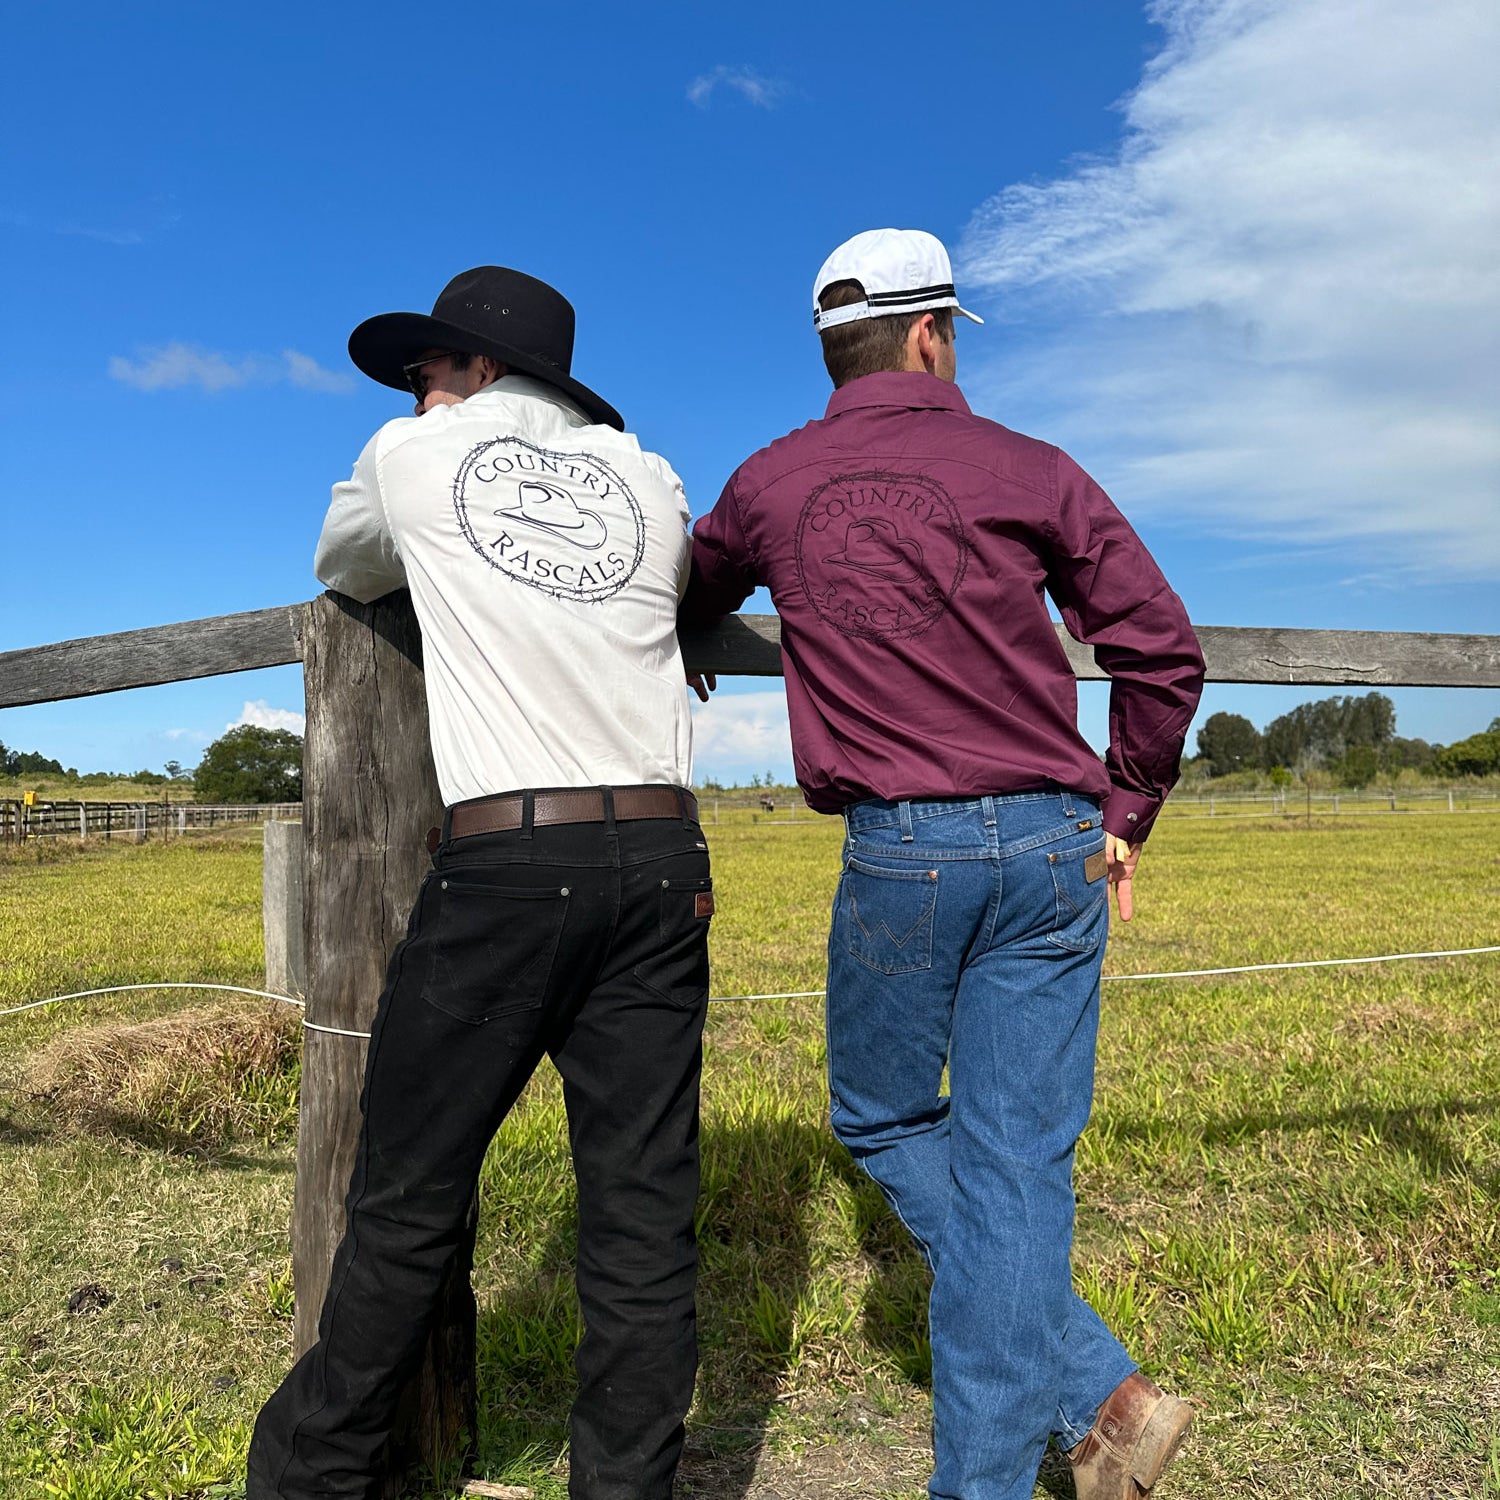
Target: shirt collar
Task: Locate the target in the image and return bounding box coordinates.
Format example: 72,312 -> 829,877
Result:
468,372 -> 589,424
824,370 -> 973,420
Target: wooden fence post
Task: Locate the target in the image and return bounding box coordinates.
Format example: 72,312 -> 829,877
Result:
294,589 -> 475,1492
263,820 -> 306,1000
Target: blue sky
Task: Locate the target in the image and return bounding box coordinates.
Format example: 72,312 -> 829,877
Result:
2,0 -> 1496,785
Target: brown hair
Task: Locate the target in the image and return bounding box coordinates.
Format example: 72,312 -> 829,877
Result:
817,280 -> 954,388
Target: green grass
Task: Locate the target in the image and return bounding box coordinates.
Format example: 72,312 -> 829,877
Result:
1,815 -> 1498,1496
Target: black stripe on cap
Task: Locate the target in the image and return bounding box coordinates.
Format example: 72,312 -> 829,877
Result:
866,283 -> 957,307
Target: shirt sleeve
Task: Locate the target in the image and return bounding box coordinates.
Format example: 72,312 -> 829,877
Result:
678,470 -> 761,626
1045,450 -> 1205,843
313,433 -> 406,603
648,455 -> 694,601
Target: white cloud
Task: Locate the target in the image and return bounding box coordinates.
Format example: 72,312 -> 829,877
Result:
690,690 -> 794,780
108,343 -> 353,394
282,349 -> 357,393
109,343 -> 257,391
957,0 -> 1500,580
163,727 -> 211,744
229,701 -> 306,735
687,66 -> 788,110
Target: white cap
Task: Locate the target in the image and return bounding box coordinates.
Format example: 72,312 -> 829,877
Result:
812,228 -> 984,332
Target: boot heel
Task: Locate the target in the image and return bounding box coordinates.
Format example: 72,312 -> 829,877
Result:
1129,1396 -> 1194,1488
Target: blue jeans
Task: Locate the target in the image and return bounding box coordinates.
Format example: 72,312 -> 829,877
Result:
826,791 -> 1136,1500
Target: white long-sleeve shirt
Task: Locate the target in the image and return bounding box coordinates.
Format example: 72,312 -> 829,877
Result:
314,375 -> 694,805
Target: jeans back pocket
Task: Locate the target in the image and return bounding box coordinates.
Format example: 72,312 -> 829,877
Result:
1046,838 -> 1107,954
635,875 -> 714,1010
843,856 -> 939,975
423,876 -> 571,1025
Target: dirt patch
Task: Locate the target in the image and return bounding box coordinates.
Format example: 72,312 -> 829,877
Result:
1334,999 -> 1479,1040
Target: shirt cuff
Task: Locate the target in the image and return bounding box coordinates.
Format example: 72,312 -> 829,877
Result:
1104,787 -> 1163,844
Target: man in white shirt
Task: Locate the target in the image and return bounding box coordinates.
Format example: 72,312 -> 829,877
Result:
248,266 -> 713,1500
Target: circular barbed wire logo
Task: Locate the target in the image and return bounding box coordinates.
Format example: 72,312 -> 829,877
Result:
454,437 -> 645,602
794,470 -> 969,639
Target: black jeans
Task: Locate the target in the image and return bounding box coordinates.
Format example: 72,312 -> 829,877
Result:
248,803 -> 712,1500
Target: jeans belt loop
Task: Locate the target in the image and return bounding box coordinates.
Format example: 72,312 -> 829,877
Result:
677,785 -> 693,830
1060,788 -> 1076,820
982,794 -> 997,828
601,785 -> 617,835
520,789 -> 535,840
898,799 -> 915,843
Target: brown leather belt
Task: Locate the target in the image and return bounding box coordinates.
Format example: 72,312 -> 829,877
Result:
436,785 -> 697,848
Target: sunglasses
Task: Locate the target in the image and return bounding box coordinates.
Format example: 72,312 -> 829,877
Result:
402,351 -> 459,399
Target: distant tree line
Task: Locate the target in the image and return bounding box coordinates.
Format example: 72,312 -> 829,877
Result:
2,726 -> 302,803
0,741 -> 71,778
1194,694 -> 1500,781
0,739 -> 195,787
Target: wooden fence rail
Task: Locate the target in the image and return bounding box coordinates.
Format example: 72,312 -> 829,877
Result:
5,602 -> 1500,709
4,591 -> 1498,1492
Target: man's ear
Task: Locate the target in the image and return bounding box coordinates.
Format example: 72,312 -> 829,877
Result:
479,356 -> 507,384
907,314 -> 940,374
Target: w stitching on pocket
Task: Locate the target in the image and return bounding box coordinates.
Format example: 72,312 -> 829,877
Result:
845,856 -> 939,976
1045,839 -> 1106,954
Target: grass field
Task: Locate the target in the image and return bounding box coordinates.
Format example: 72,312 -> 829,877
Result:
1,776 -> 195,804
2,811 -> 1498,1498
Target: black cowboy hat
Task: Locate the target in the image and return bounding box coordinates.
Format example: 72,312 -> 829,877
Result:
348,265 -> 624,430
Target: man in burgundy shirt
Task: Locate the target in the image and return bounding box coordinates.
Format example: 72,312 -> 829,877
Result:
680,230 -> 1205,1500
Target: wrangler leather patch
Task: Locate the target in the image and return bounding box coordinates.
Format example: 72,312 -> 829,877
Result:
695,891 -> 716,919
1084,851 -> 1108,884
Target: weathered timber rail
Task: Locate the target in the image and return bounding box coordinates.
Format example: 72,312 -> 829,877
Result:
3,592 -> 1497,1493
4,602 -> 1500,710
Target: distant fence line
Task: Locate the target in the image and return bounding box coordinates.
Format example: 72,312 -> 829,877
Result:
0,799 -> 302,845
703,785 -> 1500,824
4,785 -> 1494,845
8,785 -> 1496,844
1164,786 -> 1498,819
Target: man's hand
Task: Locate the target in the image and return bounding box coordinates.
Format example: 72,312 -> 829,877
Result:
1105,833 -> 1142,921
686,671 -> 717,704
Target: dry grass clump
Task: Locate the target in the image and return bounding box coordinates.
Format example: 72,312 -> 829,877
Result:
25,1001 -> 300,1153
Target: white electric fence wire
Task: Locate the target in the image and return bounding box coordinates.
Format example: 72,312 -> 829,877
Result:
0,982 -> 303,1018
3,946 -> 1497,1035
1105,945 -> 1500,982
0,981 -> 372,1038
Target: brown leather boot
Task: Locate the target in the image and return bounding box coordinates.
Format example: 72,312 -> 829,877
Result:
1065,1371 -> 1194,1498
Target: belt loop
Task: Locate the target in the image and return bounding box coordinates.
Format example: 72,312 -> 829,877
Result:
677,785 -> 693,830
1060,788 -> 1076,819
601,785 -> 618,836
521,789 -> 535,840
982,794 -> 997,828
898,800 -> 914,843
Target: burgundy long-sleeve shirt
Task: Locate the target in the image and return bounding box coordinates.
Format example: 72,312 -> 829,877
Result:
680,372 -> 1204,842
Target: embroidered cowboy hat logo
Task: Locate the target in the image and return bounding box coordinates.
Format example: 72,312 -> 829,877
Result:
495,481 -> 608,552
795,469 -> 970,640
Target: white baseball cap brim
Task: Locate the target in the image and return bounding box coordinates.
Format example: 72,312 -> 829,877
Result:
813,227 -> 983,331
